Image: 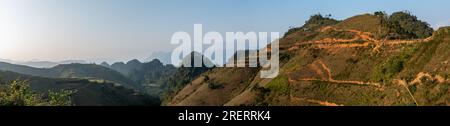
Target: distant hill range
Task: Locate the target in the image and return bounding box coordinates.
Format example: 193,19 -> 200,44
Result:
0,53 -> 215,99
0,62 -> 139,89
102,52 -> 214,96
102,59 -> 176,85
0,70 -> 159,106
146,51 -> 173,65
0,59 -> 87,68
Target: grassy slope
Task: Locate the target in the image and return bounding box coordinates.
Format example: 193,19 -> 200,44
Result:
167,67 -> 259,106
255,17 -> 449,106
169,14 -> 449,106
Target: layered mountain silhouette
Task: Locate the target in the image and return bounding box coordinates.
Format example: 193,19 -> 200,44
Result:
146,51 -> 173,65
1,11 -> 449,106
0,62 -> 139,89
0,70 -> 159,106
103,59 -> 175,83
0,59 -> 87,68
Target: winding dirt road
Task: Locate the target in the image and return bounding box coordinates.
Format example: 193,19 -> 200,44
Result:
290,96 -> 343,106
290,59 -> 381,87
287,26 -> 433,51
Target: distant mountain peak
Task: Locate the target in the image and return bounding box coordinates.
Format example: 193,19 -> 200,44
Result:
180,51 -> 215,67
148,59 -> 163,65
126,59 -> 142,65
146,51 -> 172,65
100,62 -> 110,67
111,62 -> 126,66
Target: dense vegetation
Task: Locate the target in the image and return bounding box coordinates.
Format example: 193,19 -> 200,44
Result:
284,14 -> 340,37
0,79 -> 73,106
371,45 -> 418,83
265,75 -> 289,95
375,11 -> 434,39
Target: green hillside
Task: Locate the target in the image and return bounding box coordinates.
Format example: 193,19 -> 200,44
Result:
0,70 -> 159,106
51,63 -> 139,89
0,62 -> 139,89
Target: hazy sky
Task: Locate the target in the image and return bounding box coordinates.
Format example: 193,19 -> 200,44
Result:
0,0 -> 449,63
